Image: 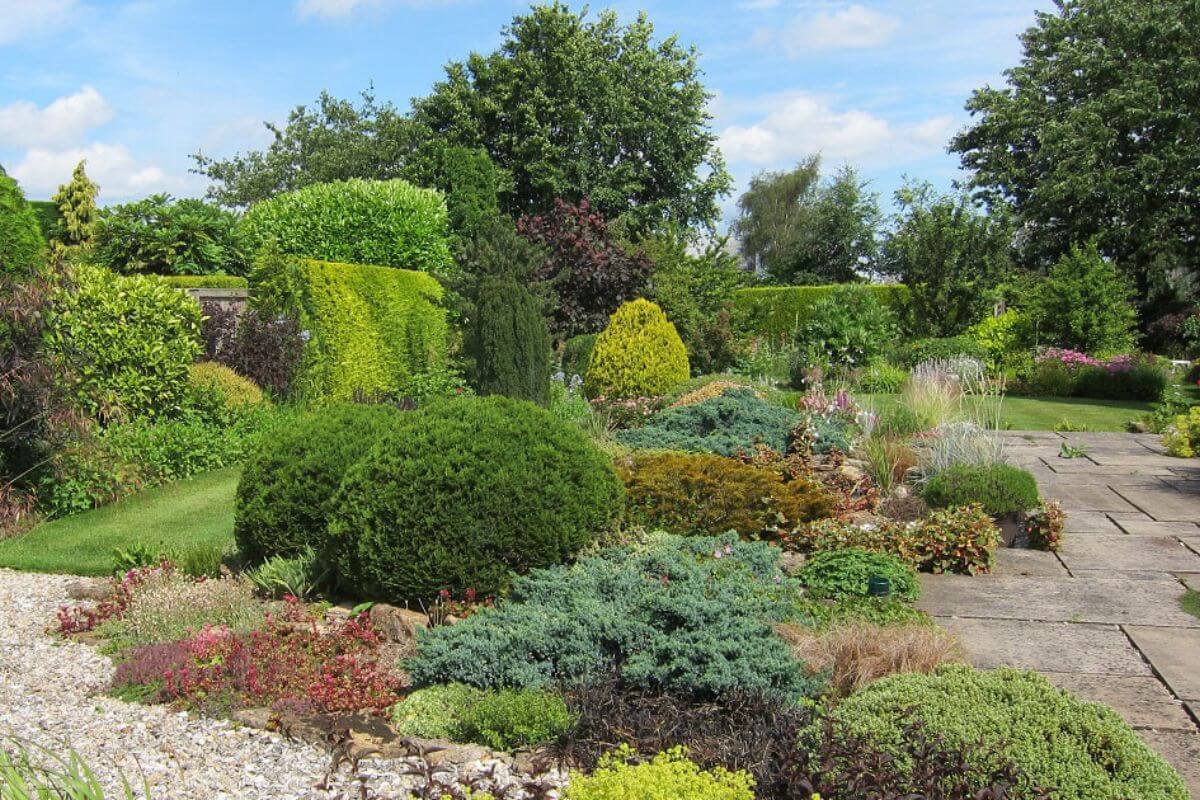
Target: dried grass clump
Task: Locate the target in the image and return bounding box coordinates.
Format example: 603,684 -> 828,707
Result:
103,571 -> 263,647
778,620 -> 963,699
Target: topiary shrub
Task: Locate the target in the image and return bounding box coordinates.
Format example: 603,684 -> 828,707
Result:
407,533 -> 821,701
240,178 -> 454,277
468,275 -> 551,404
0,171 -> 45,274
797,548 -> 919,602
831,665 -> 1189,800
563,747 -> 755,800
188,362 -> 264,409
561,333 -> 597,380
44,265 -> 201,421
325,396 -> 624,602
234,403 -> 403,562
615,388 -> 799,456
585,299 -> 689,399
922,464 -> 1040,516
618,451 -> 834,538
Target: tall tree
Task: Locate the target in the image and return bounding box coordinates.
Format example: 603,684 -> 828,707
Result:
410,2 -> 731,231
50,160 -> 98,247
881,182 -> 1015,337
734,157 -> 880,284
950,0 -> 1200,304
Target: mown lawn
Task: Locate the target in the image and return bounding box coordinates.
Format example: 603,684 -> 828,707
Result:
0,467 -> 239,576
857,394 -> 1153,432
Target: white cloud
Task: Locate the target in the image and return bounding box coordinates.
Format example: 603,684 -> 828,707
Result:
774,4 -> 900,55
719,92 -> 953,167
295,0 -> 460,19
0,0 -> 79,43
0,86 -> 113,149
9,142 -> 178,202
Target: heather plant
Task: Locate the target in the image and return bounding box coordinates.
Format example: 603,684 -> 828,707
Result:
615,388 -> 799,456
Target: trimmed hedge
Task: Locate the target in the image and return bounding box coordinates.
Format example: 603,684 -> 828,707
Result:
188,362 -> 264,409
922,464 -> 1040,517
253,254 -> 449,401
585,299 -> 690,400
234,403 -> 403,562
325,396 -> 624,602
0,171 -> 45,274
832,666 -> 1189,800
240,178 -> 454,277
159,275 -> 249,289
733,284 -> 911,339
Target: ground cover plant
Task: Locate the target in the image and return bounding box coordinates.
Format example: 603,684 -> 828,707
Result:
615,388 -> 799,455
922,464 -> 1040,517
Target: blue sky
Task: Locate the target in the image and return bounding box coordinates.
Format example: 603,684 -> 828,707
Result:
0,0 -> 1051,225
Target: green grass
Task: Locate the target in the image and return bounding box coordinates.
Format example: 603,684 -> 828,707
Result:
0,468 -> 239,576
856,394 -> 1152,432
1181,590 -> 1200,621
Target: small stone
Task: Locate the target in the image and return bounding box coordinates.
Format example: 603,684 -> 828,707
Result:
231,708 -> 274,731
369,603 -> 430,643
425,743 -> 493,767
778,551 -> 807,575
65,579 -> 111,602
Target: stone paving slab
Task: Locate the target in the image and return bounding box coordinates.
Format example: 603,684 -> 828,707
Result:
917,574 -> 1200,627
1087,451 -> 1197,470
1046,462 -> 1177,475
1041,472 -> 1171,488
1042,673 -> 1196,731
1184,538 -> 1200,557
1179,574 -> 1200,592
1125,626 -> 1200,702
1070,568 -> 1192,581
1058,535 -> 1200,573
935,617 -> 1150,674
991,547 -> 1068,576
1113,486 -> 1200,522
1163,478 -> 1200,495
1062,510 -> 1133,535
1137,731 -> 1200,799
1051,484 -> 1143,513
1112,518 -> 1200,537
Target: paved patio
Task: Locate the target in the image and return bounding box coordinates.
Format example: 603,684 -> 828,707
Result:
918,431 -> 1200,796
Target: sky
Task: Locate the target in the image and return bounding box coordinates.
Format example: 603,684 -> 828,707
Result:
0,0 -> 1053,225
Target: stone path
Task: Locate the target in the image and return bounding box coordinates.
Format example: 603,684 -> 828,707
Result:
919,431 -> 1200,797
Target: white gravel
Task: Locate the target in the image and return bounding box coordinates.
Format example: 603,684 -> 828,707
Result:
0,569 -> 558,799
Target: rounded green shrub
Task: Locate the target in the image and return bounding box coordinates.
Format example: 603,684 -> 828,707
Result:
922,464 -> 1040,516
797,548 -> 919,602
468,276 -> 551,404
832,665 -> 1189,800
240,178 -> 454,276
389,684 -> 571,751
0,170 -> 44,274
325,396 -> 624,602
391,684 -> 483,740
188,362 -> 264,409
234,403 -> 403,562
564,747 -> 755,800
585,299 -> 689,399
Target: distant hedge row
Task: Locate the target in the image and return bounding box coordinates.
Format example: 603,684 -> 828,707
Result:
255,255 -> 448,401
158,275 -> 249,289
733,284 -> 911,339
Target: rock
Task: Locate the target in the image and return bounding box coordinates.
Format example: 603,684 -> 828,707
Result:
231,707 -> 275,731
65,579 -> 111,602
838,464 -> 865,482
369,604 -> 429,643
424,743 -> 493,767
847,510 -> 884,527
778,551 -> 807,575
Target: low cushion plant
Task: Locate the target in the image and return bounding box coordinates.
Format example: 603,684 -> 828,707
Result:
325,396 -> 624,602
390,684 -> 571,751
831,665 -> 1189,800
563,747 -> 755,800
585,299 -> 690,400
797,548 -> 919,602
615,389 -> 800,456
188,363 -> 264,409
922,464 -> 1040,517
234,403 -> 403,563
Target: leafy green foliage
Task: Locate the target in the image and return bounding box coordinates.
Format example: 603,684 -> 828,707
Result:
616,388 -> 799,456
833,665 -> 1190,800
244,547 -> 325,600
467,275 -> 551,404
922,464 -> 1041,516
732,284 -> 911,340
253,255 -> 449,401
890,336 -> 988,368
405,144 -> 507,243
586,299 -> 689,399
618,451 -> 834,538
968,310 -> 1030,375
563,747 -> 755,800
797,548 -> 919,602
235,403 -> 403,562
326,396 -> 624,602
1024,243 -> 1138,355
91,195 -> 249,276
456,688 -> 573,751
734,157 -> 881,284
408,533 -> 822,701
392,684 -> 483,740
561,334 -> 597,380
44,265 -> 201,421
410,3 -> 731,230
240,179 -> 453,276
188,362 -> 264,409
795,284 -> 899,370
0,170 -> 44,275
855,360 -> 908,394
158,275 -> 248,289
49,160 -> 99,248
1163,405 -> 1200,457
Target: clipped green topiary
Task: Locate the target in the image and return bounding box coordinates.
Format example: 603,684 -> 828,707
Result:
326,396 -> 624,602
234,403 -> 403,562
585,299 -> 689,399
0,170 -> 45,274
615,388 -> 799,456
240,178 -> 454,277
922,464 -> 1040,517
797,548 -> 919,602
832,665 -> 1189,800
468,275 -> 551,404
188,362 -> 264,409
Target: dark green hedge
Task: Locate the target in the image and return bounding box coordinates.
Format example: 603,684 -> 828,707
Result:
29,200 -> 61,242
253,254 -> 449,401
158,275 -> 249,289
733,284 -> 911,339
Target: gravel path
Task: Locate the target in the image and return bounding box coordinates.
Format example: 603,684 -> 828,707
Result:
0,569 -> 546,800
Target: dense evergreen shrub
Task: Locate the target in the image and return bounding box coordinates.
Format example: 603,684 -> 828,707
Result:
733,284 -> 910,339
406,144 -> 506,242
188,363 -> 264,409
0,170 -> 44,275
91,195 -> 248,276
252,254 -> 449,401
408,533 -> 821,700
833,666 -> 1189,800
618,451 -> 834,538
240,178 -> 454,276
892,336 -> 988,368
468,275 -> 550,404
615,388 -> 799,456
44,265 -> 201,421
797,548 -> 919,602
234,403 -> 403,562
585,299 -> 689,399
326,396 -> 623,602
922,464 -> 1040,516
561,334 -> 597,380
795,285 -> 899,370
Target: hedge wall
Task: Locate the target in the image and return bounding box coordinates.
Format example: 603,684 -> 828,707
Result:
158,275 -> 249,289
29,200 -> 61,242
255,255 -> 449,401
733,284 -> 911,339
